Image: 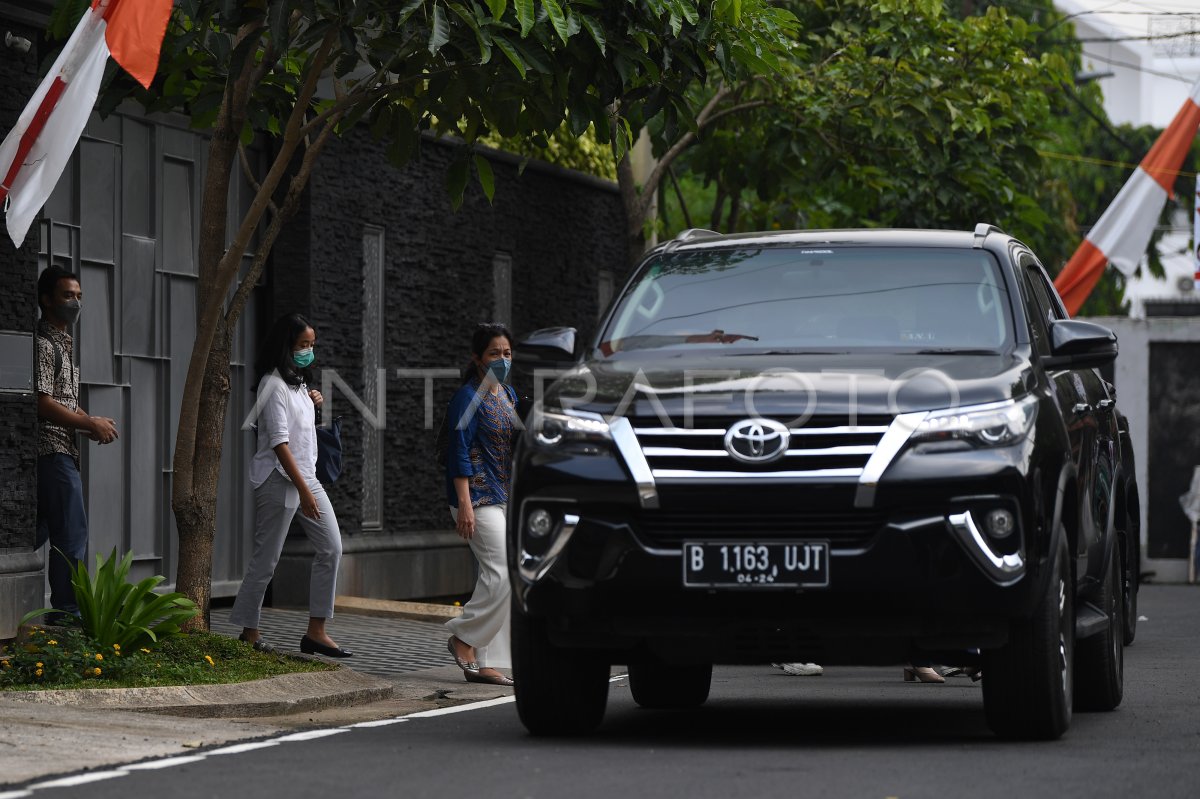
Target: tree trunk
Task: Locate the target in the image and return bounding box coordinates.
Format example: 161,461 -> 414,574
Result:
175,322 -> 233,631
617,153 -> 648,265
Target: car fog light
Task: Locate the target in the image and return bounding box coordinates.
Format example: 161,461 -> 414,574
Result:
985,509 -> 1015,538
527,509 -> 554,538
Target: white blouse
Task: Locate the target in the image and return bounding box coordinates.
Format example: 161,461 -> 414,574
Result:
249,373 -> 318,489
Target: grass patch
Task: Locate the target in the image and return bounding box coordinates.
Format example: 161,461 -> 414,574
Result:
1,627 -> 335,691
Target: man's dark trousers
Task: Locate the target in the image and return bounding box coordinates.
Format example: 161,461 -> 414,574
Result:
36,453 -> 88,614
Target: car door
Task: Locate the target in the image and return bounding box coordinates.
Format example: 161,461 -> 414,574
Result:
1023,256 -> 1115,588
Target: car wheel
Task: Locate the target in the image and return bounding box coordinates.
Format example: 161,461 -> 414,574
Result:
1122,530 -> 1139,646
512,604 -> 609,736
983,532 -> 1074,740
628,659 -> 712,709
1075,545 -> 1124,711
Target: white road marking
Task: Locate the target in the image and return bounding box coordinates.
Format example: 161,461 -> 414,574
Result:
346,718 -> 410,728
405,696 -> 516,717
26,771 -> 129,789
122,756 -> 208,770
273,728 -> 351,742
205,740 -> 281,756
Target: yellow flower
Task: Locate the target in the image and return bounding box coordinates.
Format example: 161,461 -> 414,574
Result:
140,648 -> 151,654
1,660 -> 10,668
113,644 -> 120,650
93,667 -> 101,676
95,653 -> 103,661
35,662 -> 43,668
35,669 -> 43,677
204,655 -> 215,666
47,639 -> 57,646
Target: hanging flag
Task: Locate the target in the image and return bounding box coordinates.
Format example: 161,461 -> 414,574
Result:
1054,78 -> 1200,316
1194,180 -> 1200,293
0,0 -> 173,248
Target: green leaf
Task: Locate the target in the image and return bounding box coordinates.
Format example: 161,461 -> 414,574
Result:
579,14 -> 605,55
268,0 -> 290,47
542,0 -> 570,44
447,156 -> 469,210
474,154 -> 495,202
428,4 -> 450,55
396,0 -> 425,26
493,36 -> 527,78
486,0 -> 507,19
514,0 -> 535,37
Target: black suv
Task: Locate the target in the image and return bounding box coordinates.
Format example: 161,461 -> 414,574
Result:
509,225 -> 1140,740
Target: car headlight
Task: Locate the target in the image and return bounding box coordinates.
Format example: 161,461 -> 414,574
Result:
912,396 -> 1038,448
529,405 -> 611,450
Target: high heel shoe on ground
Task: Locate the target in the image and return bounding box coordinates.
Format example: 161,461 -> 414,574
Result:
300,635 -> 353,658
903,666 -> 945,684
447,636 -> 479,672
464,670 -> 514,687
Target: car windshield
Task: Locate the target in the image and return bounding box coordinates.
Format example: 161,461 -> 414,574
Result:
596,246 -> 1014,357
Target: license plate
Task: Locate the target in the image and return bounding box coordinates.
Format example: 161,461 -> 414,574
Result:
682,541 -> 830,588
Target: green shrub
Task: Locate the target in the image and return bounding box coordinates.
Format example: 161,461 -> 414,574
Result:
0,625 -> 144,686
22,549 -> 198,650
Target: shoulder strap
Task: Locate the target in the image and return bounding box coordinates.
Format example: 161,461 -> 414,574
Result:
36,328 -> 63,385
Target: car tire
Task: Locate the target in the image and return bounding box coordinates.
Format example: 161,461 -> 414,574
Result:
1122,530 -> 1139,646
512,604 -> 609,736
628,659 -> 712,709
1075,545 -> 1124,711
983,532 -> 1074,740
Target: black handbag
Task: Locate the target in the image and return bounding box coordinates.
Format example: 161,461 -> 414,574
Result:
315,417 -> 343,484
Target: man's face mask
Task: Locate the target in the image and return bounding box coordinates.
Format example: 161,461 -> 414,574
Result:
56,299 -> 82,326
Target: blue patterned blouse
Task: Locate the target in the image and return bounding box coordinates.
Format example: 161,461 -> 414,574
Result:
445,379 -> 517,508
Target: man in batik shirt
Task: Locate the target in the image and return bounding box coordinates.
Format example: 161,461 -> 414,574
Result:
35,266 -> 118,614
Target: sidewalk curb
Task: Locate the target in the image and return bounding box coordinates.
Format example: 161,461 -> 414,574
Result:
0,666 -> 393,718
335,595 -> 462,623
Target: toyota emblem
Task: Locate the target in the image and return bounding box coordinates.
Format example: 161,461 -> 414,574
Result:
724,418 -> 790,463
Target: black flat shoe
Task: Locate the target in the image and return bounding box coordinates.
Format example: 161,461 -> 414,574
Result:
238,633 -> 275,653
300,634 -> 353,658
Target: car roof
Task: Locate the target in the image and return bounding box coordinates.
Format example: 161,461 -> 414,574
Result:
655,227 -> 1014,254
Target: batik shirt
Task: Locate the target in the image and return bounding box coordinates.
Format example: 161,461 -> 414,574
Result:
445,379 -> 517,508
35,319 -> 80,462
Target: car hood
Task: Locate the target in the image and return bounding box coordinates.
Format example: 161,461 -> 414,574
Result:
541,351 -> 1035,419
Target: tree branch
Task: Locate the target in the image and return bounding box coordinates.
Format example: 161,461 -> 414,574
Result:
226,114 -> 341,327
668,166 -> 692,229
238,142 -> 278,219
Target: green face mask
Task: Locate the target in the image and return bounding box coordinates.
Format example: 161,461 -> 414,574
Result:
292,348 -> 314,368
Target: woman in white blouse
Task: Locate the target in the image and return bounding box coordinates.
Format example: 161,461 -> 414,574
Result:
230,313 -> 351,658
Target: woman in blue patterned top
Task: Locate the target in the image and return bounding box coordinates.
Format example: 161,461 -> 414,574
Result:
444,323 -> 518,687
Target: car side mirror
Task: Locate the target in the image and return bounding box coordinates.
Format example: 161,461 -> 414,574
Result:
515,327 -> 577,367
1042,319 -> 1118,369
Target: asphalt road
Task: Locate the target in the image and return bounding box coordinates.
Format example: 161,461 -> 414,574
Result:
17,585 -> 1200,799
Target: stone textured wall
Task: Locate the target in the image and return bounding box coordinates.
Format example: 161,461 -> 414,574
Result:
0,18 -> 42,549
273,131 -> 629,536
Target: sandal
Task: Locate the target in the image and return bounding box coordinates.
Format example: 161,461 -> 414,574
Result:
447,636 -> 479,672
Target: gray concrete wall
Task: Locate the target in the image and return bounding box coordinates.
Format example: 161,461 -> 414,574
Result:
0,12 -> 45,637
1090,316 -> 1200,582
271,130 -> 629,602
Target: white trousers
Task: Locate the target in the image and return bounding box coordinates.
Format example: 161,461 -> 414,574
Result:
230,470 -> 342,629
445,503 -> 512,668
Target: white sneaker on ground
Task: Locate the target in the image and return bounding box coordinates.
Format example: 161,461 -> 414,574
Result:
771,662 -> 824,676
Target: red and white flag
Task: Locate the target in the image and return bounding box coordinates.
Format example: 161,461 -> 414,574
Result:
1055,78 -> 1200,316
0,0 -> 172,248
